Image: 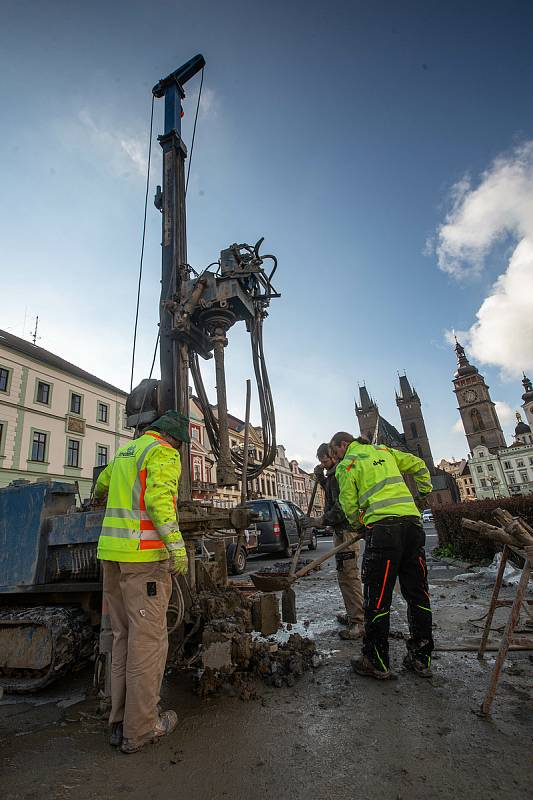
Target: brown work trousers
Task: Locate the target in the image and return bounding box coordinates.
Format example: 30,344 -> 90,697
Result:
102,560 -> 172,742
333,531 -> 364,625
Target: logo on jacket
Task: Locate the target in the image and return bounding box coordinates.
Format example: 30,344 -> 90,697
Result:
118,446 -> 136,458
373,459 -> 386,466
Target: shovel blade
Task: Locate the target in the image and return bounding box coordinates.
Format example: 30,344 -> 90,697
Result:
250,573 -> 292,592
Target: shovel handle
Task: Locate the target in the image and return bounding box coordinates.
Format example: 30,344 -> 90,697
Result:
288,481 -> 320,577
293,530 -> 364,580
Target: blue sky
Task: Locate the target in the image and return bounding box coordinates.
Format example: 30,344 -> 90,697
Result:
1,0 -> 533,467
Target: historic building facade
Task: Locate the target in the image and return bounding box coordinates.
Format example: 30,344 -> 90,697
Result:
274,444 -> 294,502
189,395 -> 217,502
437,458 -> 477,501
469,430 -> 533,499
456,461 -> 476,501
0,329 -> 132,496
451,343 -> 533,500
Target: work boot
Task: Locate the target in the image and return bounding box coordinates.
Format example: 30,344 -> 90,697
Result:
336,612 -> 350,626
351,655 -> 396,681
109,722 -> 123,747
339,624 -> 364,640
121,710 -> 178,754
403,651 -> 432,678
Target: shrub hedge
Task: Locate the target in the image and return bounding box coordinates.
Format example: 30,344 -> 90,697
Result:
432,495 -> 533,562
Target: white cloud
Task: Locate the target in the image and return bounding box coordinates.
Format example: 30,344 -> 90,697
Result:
199,87 -> 218,119
494,400 -> 514,425
77,109 -> 149,176
434,142 -> 533,377
452,418 -> 464,434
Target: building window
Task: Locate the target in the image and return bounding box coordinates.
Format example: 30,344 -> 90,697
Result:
31,431 -> 47,462
191,426 -> 200,441
516,460 -> 525,468
410,422 -> 418,438
476,466 -> 483,474
97,402 -> 109,423
480,478 -> 487,487
519,470 -> 528,483
96,445 -> 108,467
67,439 -> 80,468
529,458 -> 533,466
0,421 -> 4,452
503,461 -> 511,469
471,409 -> 484,431
70,393 -> 82,415
0,367 -> 10,393
36,381 -> 50,404
487,464 -> 494,472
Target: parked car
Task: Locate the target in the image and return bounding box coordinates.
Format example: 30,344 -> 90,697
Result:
422,509 -> 434,524
244,499 -> 318,557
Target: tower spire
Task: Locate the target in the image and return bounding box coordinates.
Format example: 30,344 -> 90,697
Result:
454,339 -> 478,378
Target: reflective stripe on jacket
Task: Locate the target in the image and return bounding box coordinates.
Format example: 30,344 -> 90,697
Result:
336,441 -> 432,527
95,431 -> 182,563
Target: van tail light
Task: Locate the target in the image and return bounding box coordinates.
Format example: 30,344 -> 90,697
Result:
273,522 -> 281,537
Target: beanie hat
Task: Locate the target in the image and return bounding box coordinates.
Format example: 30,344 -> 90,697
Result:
150,411 -> 190,444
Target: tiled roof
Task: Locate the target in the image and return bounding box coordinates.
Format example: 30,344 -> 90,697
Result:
0,329 -> 128,395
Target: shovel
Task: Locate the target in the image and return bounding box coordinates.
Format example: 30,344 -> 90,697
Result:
281,481 -> 319,622
252,529 -> 364,593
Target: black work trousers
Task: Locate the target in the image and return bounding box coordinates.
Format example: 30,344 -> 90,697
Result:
361,517 -> 433,671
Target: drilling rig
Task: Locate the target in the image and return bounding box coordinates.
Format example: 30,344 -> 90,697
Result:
0,54 -> 282,693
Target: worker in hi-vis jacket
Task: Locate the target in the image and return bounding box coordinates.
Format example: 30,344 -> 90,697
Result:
329,432 -> 433,681
95,411 -> 189,753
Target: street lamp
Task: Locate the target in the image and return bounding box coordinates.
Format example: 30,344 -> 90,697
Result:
487,476 -> 500,499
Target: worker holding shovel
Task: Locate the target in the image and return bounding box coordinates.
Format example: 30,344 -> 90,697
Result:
302,443 -> 364,640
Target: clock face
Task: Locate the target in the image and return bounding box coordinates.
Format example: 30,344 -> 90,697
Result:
463,389 -> 478,403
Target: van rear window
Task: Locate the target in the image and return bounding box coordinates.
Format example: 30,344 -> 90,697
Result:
245,500 -> 272,521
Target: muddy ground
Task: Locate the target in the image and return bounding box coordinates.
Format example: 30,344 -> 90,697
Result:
1,537 -> 532,800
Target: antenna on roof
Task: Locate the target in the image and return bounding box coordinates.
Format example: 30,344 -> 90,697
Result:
31,316 -> 41,346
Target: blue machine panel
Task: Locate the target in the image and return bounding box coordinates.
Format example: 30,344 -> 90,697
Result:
0,482 -> 76,591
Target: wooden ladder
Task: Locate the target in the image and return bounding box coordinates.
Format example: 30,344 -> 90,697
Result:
477,543 -> 533,715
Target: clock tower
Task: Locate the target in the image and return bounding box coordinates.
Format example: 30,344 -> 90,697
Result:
452,340 -> 506,453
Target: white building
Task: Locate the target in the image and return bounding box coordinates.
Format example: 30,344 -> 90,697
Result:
0,330 -> 132,497
274,444 -> 294,502
469,413 -> 533,499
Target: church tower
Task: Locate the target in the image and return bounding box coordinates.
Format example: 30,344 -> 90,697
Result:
521,373 -> 533,430
355,385 -> 379,442
452,340 -> 506,453
395,374 -> 434,472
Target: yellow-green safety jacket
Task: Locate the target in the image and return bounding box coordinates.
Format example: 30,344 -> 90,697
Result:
336,440 -> 432,527
95,431 -> 182,563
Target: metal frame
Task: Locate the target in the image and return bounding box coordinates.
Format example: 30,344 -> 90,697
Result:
477,544 -> 533,714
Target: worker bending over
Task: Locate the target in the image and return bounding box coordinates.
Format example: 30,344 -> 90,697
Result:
329,432 -> 433,680
95,411 -> 190,753
304,443 -> 364,640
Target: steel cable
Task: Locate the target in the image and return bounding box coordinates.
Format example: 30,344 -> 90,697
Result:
130,94 -> 155,392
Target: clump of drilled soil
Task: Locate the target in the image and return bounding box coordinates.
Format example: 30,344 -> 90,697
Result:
195,632 -> 319,699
